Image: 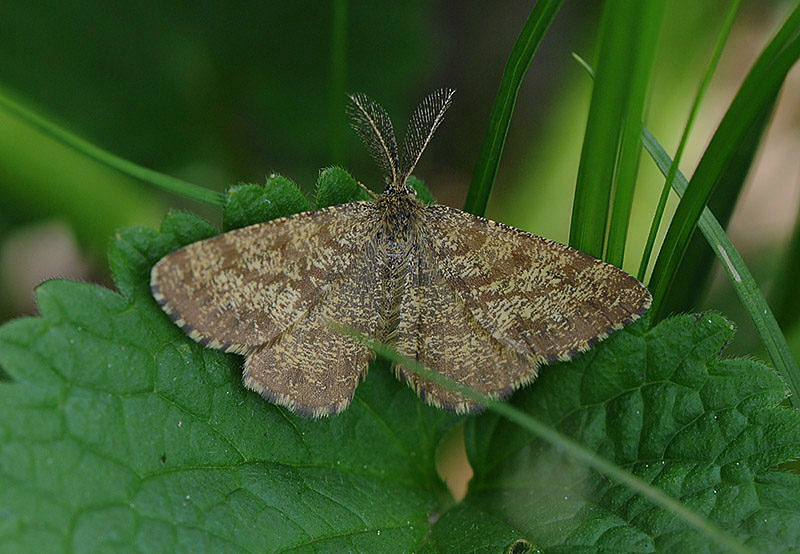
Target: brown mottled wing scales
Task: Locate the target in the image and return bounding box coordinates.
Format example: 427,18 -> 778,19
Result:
151,91 -> 654,418
151,202 -> 376,353
422,205 -> 652,365
151,202 -> 382,415
393,244 -> 535,413
243,242 -> 381,416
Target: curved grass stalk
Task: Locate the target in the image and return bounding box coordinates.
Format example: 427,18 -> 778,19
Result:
647,4 -> 800,321
0,91 -> 226,208
642,126 -> 800,409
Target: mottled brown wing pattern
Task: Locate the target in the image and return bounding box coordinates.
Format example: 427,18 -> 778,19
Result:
392,241 -> 536,413
150,202 -> 377,355
243,241 -> 382,416
151,91 -> 653,417
421,205 -> 652,365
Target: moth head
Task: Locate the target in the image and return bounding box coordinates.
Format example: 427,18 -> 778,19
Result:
346,88 -> 455,193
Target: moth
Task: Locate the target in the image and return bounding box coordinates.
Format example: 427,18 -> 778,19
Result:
151,89 -> 651,417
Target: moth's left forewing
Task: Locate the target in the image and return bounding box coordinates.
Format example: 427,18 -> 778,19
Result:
421,205 -> 651,364
151,201 -> 384,417
150,202 -> 377,353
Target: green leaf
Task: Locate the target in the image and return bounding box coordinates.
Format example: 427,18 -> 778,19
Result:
641,125 -> 800,410
222,174 -> 312,231
772,205 -> 800,331
462,314 -> 800,552
603,0 -> 665,268
0,195 -> 461,553
407,175 -> 435,206
4,176 -> 800,553
0,89 -> 226,209
315,166 -> 372,208
637,0 -> 743,282
312,168 -> 433,208
659,96 -> 775,316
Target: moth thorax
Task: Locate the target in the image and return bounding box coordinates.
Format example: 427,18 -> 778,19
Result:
376,197 -> 419,246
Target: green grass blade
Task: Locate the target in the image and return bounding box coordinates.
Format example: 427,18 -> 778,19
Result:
648,4 -> 800,321
771,205 -> 800,331
642,126 -> 800,409
0,90 -> 226,208
662,100 -> 775,315
604,0 -> 666,267
328,0 -> 348,165
463,0 -> 565,217
637,0 -> 743,281
570,0 -> 665,260
570,52 -> 595,78
347,328 -> 757,554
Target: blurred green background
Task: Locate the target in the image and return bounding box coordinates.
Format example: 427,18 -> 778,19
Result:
0,0 -> 798,359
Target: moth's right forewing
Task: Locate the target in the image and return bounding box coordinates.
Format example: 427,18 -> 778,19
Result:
392,241 -> 534,414
421,205 -> 651,363
150,202 -> 378,353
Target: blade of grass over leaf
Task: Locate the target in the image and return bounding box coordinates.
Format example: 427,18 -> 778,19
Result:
3,170 -> 800,552
328,0 -> 349,165
463,0 -> 564,217
346,327 -> 757,554
648,4 -> 800,322
637,0 -> 743,282
642,126 -> 800,409
604,0 -> 665,268
0,90 -> 226,208
461,312 -> 800,552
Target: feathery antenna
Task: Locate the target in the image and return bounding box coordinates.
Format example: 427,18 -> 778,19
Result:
400,88 -> 455,183
346,93 -> 400,186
